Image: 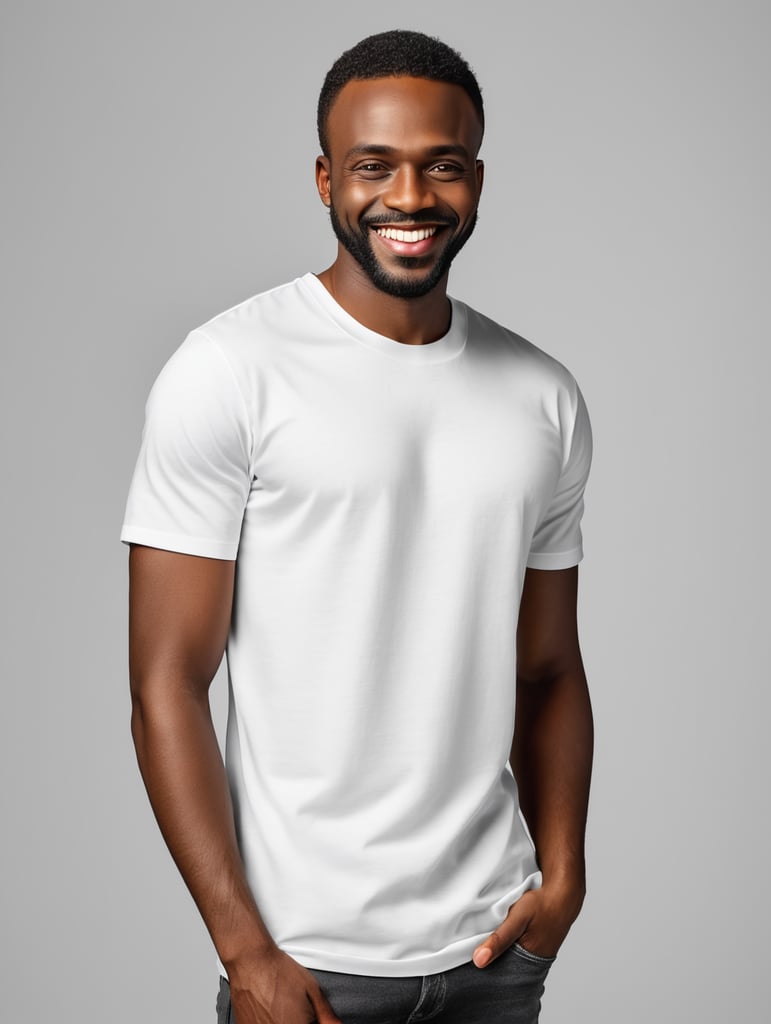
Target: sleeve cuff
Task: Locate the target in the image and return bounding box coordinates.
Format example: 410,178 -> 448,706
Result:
120,525 -> 239,560
525,543 -> 583,570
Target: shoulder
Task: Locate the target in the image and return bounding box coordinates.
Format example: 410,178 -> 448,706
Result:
192,275 -> 314,356
151,275 -> 313,403
457,298 -> 584,400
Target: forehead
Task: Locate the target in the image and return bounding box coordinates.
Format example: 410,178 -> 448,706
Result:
325,76 -> 483,157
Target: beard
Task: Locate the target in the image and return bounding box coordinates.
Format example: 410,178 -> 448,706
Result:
328,202 -> 478,299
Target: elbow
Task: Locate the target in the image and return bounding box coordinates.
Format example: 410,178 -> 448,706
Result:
517,648 -> 588,689
129,677 -> 152,759
128,669 -> 208,749
127,672 -> 171,753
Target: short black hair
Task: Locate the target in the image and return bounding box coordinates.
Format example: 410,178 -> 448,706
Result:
317,29 -> 484,156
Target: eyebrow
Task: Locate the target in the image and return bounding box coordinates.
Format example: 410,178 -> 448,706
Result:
345,144 -> 472,160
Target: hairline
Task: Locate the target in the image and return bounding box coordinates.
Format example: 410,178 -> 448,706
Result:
320,74 -> 485,159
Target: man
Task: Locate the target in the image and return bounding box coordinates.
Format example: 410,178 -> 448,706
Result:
122,29 -> 594,1024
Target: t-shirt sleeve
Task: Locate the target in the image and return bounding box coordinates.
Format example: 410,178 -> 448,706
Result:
120,329 -> 253,560
526,379 -> 593,570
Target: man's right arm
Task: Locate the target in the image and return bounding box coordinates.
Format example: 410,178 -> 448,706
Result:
128,543 -> 340,1024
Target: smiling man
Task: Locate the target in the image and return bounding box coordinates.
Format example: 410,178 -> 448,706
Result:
122,29 -> 594,1024
318,73 -> 482,306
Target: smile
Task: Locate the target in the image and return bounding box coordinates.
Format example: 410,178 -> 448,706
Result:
373,226 -> 438,243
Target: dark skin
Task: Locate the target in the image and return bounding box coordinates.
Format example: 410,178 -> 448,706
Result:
315,77 -> 484,344
482,564 -> 592,967
129,547 -> 339,1024
129,75 -> 593,1023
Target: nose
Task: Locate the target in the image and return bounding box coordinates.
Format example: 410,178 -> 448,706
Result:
382,166 -> 437,214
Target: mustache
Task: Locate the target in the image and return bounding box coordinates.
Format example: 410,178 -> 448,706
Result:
360,211 -> 458,229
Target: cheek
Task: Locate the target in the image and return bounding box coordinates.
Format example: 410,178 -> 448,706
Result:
335,181 -> 385,217
449,185 -> 480,219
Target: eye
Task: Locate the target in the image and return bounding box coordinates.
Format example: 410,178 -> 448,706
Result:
351,161 -> 389,178
428,162 -> 465,178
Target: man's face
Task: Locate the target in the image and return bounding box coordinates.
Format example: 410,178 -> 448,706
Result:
317,77 -> 484,299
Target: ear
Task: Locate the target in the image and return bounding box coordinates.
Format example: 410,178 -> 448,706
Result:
316,155 -> 332,207
476,159 -> 485,196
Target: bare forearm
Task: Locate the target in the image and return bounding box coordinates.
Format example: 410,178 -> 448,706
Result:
511,665 -> 594,887
131,685 -> 276,967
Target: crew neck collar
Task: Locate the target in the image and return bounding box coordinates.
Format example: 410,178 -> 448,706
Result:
300,272 -> 467,363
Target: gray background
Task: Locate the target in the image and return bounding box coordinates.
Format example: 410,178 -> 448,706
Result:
1,0 -> 768,1021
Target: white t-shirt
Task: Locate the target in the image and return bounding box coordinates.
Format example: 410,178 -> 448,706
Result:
121,272 -> 593,978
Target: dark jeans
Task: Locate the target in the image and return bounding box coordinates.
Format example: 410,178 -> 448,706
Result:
215,944 -> 556,1024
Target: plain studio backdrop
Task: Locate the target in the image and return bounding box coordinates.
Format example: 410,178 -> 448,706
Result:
1,1 -> 768,1021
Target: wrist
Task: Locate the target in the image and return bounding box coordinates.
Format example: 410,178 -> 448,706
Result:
542,870 -> 585,893
538,852 -> 586,891
221,942 -> 280,979
217,925 -> 279,974
539,872 -> 586,920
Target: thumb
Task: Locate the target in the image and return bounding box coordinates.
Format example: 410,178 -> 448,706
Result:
472,892 -> 536,968
308,985 -> 343,1024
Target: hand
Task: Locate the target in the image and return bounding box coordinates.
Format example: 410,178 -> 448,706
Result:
471,882 -> 585,968
227,946 -> 342,1024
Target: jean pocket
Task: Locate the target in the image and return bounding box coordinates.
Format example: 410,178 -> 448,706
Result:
215,976 -> 231,1024
509,942 -> 557,966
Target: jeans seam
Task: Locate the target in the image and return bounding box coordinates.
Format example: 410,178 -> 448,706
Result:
405,973 -> 447,1022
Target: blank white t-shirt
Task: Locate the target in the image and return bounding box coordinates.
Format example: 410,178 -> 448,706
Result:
121,273 -> 593,977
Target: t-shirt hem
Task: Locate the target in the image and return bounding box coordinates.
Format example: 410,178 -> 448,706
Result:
525,544 -> 583,570
120,525 -> 238,560
215,933 -> 489,981
215,875 -> 543,979
277,933 -> 491,977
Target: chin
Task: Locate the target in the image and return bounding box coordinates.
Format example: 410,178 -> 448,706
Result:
359,250 -> 452,300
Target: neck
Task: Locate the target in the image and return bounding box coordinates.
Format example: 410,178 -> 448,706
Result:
316,251 -> 452,345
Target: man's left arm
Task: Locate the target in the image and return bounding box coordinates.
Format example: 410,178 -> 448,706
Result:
473,564 -> 593,967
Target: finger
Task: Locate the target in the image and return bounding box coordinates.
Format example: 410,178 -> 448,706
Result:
309,986 -> 343,1024
472,894 -> 535,968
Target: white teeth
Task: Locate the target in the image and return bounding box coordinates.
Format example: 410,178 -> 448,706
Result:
375,226 -> 437,242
